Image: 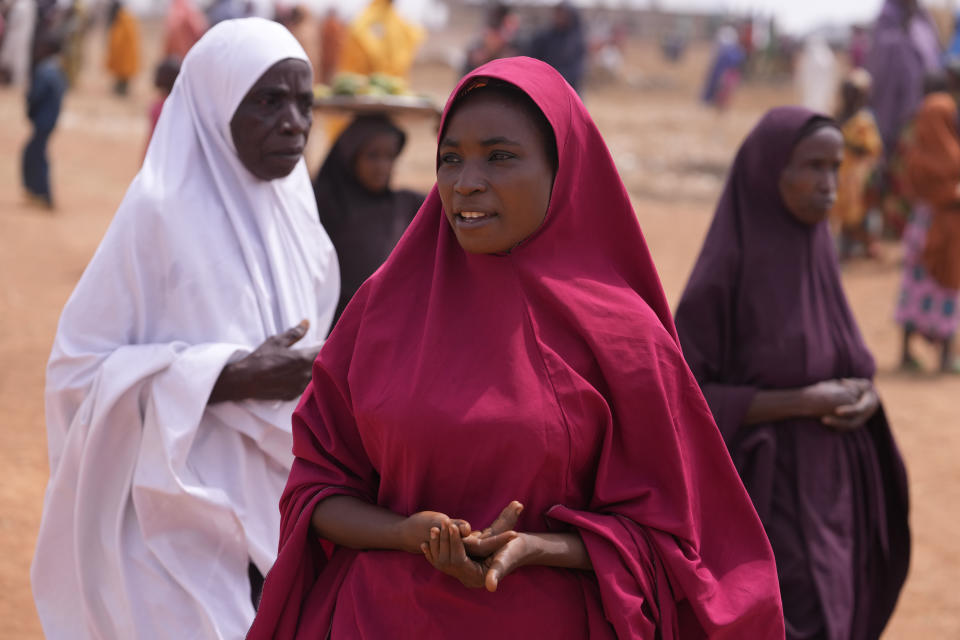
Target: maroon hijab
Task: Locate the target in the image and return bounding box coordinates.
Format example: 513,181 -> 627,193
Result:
250,58 -> 783,639
675,107 -> 909,640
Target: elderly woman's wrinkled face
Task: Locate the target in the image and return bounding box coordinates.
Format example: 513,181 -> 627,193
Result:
230,58 -> 313,181
437,92 -> 555,254
778,126 -> 843,225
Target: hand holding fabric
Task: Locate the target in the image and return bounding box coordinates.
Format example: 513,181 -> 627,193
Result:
209,319 -> 318,403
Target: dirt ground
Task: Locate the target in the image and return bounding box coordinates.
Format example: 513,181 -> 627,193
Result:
1,19 -> 958,639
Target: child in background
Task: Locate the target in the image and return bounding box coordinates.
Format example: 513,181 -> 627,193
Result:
830,68 -> 884,260
144,55 -> 180,157
23,33 -> 67,210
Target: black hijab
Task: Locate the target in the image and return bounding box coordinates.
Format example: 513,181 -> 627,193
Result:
314,115 -> 424,324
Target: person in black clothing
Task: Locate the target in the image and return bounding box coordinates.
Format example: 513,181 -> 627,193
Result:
314,114 -> 424,325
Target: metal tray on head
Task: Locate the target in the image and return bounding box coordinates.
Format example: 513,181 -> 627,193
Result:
312,94 -> 442,119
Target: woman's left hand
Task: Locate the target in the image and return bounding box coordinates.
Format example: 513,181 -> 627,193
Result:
821,379 -> 879,431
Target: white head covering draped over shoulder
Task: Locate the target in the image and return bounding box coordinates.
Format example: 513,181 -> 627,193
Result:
32,18 -> 338,640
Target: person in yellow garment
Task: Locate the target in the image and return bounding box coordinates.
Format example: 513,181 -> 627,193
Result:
105,0 -> 140,96
338,0 -> 423,79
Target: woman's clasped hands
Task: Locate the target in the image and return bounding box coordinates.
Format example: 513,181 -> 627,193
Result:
409,501 -> 532,592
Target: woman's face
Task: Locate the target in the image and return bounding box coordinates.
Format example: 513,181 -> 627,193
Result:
437,92 -> 555,254
353,131 -> 402,193
778,126 -> 843,226
230,58 -> 313,181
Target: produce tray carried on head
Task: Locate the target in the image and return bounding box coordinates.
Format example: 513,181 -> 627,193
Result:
312,94 -> 441,118
313,72 -> 442,119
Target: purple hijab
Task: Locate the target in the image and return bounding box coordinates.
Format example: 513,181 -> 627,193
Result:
868,0 -> 942,154
675,107 -> 910,640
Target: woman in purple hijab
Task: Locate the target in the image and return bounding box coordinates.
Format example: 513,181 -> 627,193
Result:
868,0 -> 942,156
675,107 -> 911,640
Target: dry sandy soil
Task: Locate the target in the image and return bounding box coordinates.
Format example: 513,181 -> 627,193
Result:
1,19 -> 958,639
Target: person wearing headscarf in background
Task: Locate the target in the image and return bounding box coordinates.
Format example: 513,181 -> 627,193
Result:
526,3 -> 586,93
31,18 -> 339,640
868,0 -> 941,155
675,107 -> 910,640
338,0 -> 423,80
317,7 -> 344,84
163,0 -> 207,60
896,81 -> 960,373
248,56 -> 784,640
313,114 -> 423,325
867,0 -> 941,235
105,0 -> 139,96
463,2 -> 519,74
701,25 -> 744,112
22,31 -> 65,209
830,69 -> 884,260
0,0 -> 36,86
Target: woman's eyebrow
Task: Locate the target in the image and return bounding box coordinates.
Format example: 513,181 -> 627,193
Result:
481,136 -> 521,146
439,136 -> 523,148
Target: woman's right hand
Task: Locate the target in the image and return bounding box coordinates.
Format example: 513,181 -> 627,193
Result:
396,511 -> 472,554
209,319 -> 319,403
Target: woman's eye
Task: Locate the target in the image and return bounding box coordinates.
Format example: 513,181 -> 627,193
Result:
490,151 -> 513,161
440,153 -> 461,164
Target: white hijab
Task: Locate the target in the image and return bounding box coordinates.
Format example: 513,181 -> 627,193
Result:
32,18 -> 338,640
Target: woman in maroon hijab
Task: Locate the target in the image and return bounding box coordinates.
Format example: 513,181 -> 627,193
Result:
675,108 -> 911,640
249,57 -> 784,639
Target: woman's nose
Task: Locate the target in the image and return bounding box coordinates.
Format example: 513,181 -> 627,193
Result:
454,162 -> 486,195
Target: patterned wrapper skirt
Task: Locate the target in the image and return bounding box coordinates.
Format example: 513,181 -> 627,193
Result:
895,203 -> 960,341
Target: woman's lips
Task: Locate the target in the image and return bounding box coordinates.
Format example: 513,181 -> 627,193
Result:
455,211 -> 497,227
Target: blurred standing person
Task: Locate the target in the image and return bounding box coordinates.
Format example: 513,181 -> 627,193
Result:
22,31 -> 65,209
60,0 -> 89,87
675,107 -> 910,640
105,0 -> 139,96
830,69 -> 884,260
868,0 -> 941,157
163,0 -> 207,60
144,55 -> 179,156
796,34 -> 837,115
527,2 -> 586,93
947,11 -> 960,58
313,115 -> 423,324
849,25 -> 870,68
896,88 -> 960,372
339,0 -> 424,80
317,7 -> 343,84
701,26 -> 744,112
463,2 -> 519,73
0,0 -> 36,86
205,0 -> 243,27
281,5 -> 319,83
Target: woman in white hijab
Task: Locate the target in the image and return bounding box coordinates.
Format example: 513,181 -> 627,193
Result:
31,18 -> 339,640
